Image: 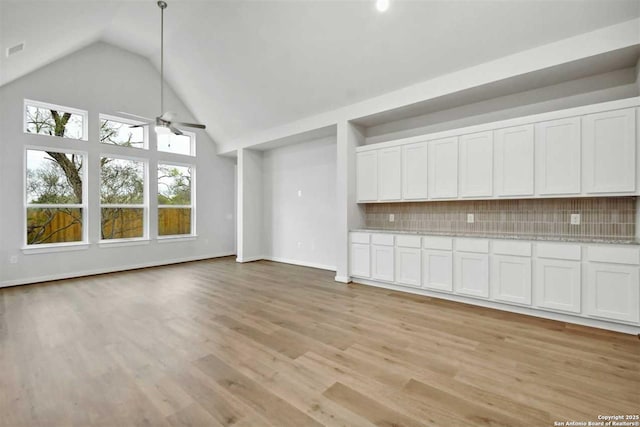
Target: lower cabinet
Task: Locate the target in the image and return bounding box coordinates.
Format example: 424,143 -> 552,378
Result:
372,245 -> 395,282
422,250 -> 453,292
350,243 -> 370,278
395,247 -> 421,287
586,263 -> 639,323
534,259 -> 581,313
454,252 -> 489,298
491,255 -> 532,305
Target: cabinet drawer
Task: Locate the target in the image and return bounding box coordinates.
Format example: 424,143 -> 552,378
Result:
396,235 -> 421,248
587,246 -> 639,265
423,236 -> 453,250
493,240 -> 531,257
537,243 -> 581,261
350,232 -> 370,244
372,234 -> 394,246
456,238 -> 489,254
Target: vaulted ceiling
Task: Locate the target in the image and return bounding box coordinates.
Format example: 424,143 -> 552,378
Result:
1,0 -> 639,146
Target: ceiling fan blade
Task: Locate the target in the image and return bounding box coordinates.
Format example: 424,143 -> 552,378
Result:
173,121 -> 206,130
117,111 -> 154,122
129,124 -> 148,128
169,125 -> 184,136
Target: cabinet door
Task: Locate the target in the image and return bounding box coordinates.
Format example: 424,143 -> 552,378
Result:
350,243 -> 370,278
378,147 -> 402,201
423,250 -> 453,292
357,151 -> 378,202
586,263 -> 639,323
372,245 -> 394,282
534,259 -> 581,313
459,131 -> 493,198
494,125 -> 534,196
395,247 -> 421,287
428,137 -> 458,199
402,142 -> 428,200
536,117 -> 581,195
583,108 -> 636,194
454,252 -> 489,298
491,255 -> 532,305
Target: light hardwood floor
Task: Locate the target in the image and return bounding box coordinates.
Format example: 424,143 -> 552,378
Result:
0,256 -> 638,426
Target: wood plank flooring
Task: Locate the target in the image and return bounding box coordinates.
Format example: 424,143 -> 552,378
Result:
0,256 -> 638,426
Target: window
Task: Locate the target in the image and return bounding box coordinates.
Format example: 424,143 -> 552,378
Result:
100,157 -> 147,240
25,149 -> 86,245
157,131 -> 195,156
24,100 -> 87,140
158,163 -> 194,236
100,115 -> 147,149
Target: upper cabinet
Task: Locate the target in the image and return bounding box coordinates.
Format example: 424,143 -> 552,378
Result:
377,147 -> 402,201
355,99 -> 639,203
402,142 -> 429,200
536,117 -> 581,195
356,151 -> 378,202
583,108 -> 636,194
494,125 -> 534,197
459,131 -> 493,198
428,137 -> 458,199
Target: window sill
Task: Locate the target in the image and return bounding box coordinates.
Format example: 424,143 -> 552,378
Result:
157,235 -> 198,243
22,242 -> 90,255
98,238 -> 150,248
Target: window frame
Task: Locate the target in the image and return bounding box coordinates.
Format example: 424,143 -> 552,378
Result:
23,145 -> 89,249
99,153 -> 149,243
157,160 -> 196,239
23,99 -> 89,141
99,113 -> 149,150
157,129 -> 197,157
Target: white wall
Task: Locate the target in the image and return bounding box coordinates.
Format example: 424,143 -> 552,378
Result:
0,42 -> 236,287
236,148 -> 264,262
365,67 -> 640,144
262,137 -> 337,270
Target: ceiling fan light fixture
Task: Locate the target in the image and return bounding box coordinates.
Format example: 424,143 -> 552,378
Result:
155,124 -> 171,135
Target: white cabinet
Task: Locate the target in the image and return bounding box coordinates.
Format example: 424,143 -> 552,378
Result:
536,117 -> 581,195
586,263 -> 639,323
535,259 -> 581,313
350,243 -> 370,278
583,108 -> 636,194
491,255 -> 532,305
422,250 -> 453,292
357,151 -> 378,202
459,131 -> 493,198
372,245 -> 394,282
494,125 -> 534,196
396,247 -> 421,287
428,137 -> 458,199
378,147 -> 402,201
454,252 -> 489,298
402,142 -> 428,200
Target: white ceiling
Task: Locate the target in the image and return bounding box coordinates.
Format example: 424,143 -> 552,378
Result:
1,0 -> 639,146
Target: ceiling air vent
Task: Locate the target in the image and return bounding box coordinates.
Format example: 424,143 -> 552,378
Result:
6,42 -> 25,57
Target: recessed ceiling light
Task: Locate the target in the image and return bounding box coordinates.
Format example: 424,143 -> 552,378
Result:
376,0 -> 390,12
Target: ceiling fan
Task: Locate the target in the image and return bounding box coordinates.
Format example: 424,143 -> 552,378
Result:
119,1 -> 205,136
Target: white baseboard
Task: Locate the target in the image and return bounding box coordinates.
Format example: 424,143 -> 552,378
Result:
352,277 -> 640,335
236,255 -> 266,263
334,275 -> 351,283
0,252 -> 236,288
264,256 -> 336,272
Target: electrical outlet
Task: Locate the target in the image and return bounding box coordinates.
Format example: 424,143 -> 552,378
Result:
570,213 -> 581,225
9,256 -> 18,264
389,214 -> 395,222
297,190 -> 302,198
467,213 -> 475,223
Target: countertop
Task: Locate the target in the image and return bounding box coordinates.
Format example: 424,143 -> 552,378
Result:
350,229 -> 640,245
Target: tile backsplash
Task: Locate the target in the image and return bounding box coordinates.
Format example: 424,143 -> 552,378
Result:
364,197 -> 636,241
